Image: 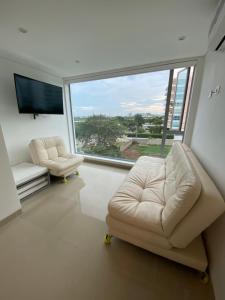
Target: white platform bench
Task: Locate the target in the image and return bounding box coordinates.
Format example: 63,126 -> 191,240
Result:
12,162 -> 50,200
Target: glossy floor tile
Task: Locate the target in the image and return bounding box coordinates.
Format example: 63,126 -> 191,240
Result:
0,163 -> 214,300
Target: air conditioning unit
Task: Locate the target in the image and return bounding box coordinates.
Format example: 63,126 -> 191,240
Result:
208,0 -> 225,52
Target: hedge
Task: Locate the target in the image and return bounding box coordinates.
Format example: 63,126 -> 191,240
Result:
126,133 -> 174,139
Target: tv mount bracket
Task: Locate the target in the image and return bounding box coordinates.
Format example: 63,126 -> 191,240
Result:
33,113 -> 39,119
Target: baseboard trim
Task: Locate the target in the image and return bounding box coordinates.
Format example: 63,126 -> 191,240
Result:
0,209 -> 22,227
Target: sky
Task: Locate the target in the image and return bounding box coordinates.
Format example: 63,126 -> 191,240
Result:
70,70 -> 170,117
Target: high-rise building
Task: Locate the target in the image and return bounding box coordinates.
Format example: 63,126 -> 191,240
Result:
167,67 -> 193,131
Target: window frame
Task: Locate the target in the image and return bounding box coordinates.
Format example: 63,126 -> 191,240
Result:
63,57 -> 202,165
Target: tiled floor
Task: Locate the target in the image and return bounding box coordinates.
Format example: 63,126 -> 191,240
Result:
0,163 -> 214,300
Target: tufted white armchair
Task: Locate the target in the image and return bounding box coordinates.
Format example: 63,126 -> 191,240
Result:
29,136 -> 83,182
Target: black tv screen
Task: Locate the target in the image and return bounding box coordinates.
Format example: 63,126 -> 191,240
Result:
14,74 -> 64,115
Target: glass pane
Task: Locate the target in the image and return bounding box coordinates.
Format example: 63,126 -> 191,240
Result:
70,70 -> 170,161
171,69 -> 188,130
70,65 -> 194,162
162,132 -> 184,157
167,68 -> 190,131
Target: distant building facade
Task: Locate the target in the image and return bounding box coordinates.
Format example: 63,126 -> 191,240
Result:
167,67 -> 193,131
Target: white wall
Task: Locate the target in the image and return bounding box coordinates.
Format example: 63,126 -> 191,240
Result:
0,126 -> 21,221
0,56 -> 70,165
183,57 -> 205,146
191,51 -> 225,300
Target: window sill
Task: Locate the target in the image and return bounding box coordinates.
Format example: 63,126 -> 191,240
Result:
79,154 -> 134,169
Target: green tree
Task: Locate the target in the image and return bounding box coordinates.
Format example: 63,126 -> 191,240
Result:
114,116 -> 136,132
76,115 -> 125,148
134,114 -> 145,137
147,116 -> 164,134
148,116 -> 164,126
126,119 -> 136,132
134,114 -> 145,127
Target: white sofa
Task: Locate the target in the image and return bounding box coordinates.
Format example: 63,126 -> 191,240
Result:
106,142 -> 225,272
29,136 -> 84,181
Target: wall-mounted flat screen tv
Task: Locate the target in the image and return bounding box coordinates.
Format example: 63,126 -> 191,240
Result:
14,74 -> 64,115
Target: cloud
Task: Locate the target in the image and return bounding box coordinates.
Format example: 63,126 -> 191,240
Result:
151,95 -> 167,101
120,101 -> 165,115
78,106 -> 94,111
120,101 -> 138,108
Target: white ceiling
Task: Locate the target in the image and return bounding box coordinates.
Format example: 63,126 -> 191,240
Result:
0,0 -> 218,77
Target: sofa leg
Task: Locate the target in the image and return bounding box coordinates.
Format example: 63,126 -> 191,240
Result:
74,170 -> 80,176
63,176 -> 68,184
104,233 -> 112,245
200,271 -> 209,284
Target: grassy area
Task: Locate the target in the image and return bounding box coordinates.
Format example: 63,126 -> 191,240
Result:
131,144 -> 171,157
80,145 -> 120,158
78,143 -> 172,160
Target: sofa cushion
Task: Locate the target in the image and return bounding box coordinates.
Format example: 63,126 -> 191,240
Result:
108,156 -> 165,235
169,145 -> 225,248
162,143 -> 201,236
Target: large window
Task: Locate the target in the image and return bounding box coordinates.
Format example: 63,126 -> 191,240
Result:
69,66 -> 194,162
